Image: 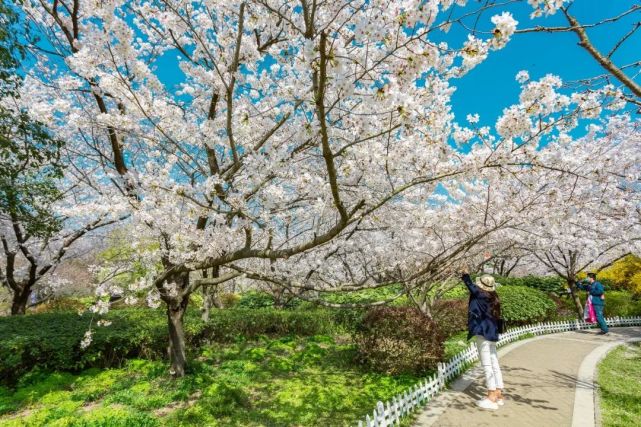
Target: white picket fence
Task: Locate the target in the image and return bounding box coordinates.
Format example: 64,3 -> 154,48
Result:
356,316 -> 641,427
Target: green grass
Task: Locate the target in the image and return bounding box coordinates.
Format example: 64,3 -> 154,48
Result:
444,331 -> 470,359
0,335 -> 420,426
598,342 -> 641,427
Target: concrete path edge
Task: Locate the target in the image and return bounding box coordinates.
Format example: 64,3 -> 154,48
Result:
413,335 -> 548,426
413,328 -> 641,427
571,337 -> 641,427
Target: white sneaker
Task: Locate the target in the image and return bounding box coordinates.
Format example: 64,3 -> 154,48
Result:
477,398 -> 499,410
497,398 -> 504,406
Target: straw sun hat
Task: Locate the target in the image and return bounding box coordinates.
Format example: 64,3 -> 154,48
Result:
475,275 -> 497,292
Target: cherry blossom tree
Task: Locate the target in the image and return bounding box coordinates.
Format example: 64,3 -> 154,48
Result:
0,1 -> 123,315
17,0 -> 640,377
517,1 -> 641,109
17,0 -> 528,376
512,115 -> 641,316
230,86 -> 641,318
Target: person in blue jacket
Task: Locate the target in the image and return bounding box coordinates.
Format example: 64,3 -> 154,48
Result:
576,272 -> 609,334
461,269 -> 504,410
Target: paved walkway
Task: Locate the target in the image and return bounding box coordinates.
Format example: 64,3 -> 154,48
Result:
414,327 -> 641,427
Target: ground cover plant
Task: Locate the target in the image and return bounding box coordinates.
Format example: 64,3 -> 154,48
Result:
0,307 -> 351,385
598,342 -> 641,427
2,272 -> 640,425
0,335 -> 420,426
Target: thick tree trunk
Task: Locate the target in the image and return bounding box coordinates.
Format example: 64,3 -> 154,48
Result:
566,278 -> 584,319
201,288 -> 211,322
201,266 -> 222,322
202,286 -> 224,321
167,296 -> 188,377
11,286 -> 31,315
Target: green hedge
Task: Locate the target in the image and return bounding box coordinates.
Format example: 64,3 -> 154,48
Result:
0,308 -> 346,385
442,275 -> 566,296
0,310 -> 173,385
497,286 -> 557,325
603,291 -> 641,317
440,283 -> 557,326
195,308 -> 339,342
495,275 -> 566,294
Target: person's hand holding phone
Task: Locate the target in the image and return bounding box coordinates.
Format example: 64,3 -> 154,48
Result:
461,263 -> 470,276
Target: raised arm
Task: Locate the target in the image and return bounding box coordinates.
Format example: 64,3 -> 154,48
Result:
575,280 -> 589,291
461,273 -> 483,298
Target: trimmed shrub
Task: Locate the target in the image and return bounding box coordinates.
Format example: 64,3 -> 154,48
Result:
236,291 -> 276,309
0,308 -> 346,385
603,291 -> 641,317
322,285 -> 408,306
196,309 -> 338,342
0,309 -> 176,385
435,281 -> 557,326
355,306 -> 445,375
494,275 -> 566,294
236,291 -> 302,309
431,299 -> 467,337
441,285 -> 468,299
442,275 -> 566,299
497,285 -> 557,325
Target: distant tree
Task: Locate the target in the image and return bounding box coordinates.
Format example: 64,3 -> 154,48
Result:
0,0 -> 122,314
517,1 -> 641,110
596,254 -> 641,294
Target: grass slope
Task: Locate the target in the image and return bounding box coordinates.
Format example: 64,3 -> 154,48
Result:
597,342 -> 641,427
0,335 -> 419,426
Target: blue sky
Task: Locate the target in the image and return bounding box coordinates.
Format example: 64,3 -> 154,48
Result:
151,1 -> 639,129
446,1 -> 640,126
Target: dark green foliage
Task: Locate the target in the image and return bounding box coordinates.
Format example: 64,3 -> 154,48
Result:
0,337 -> 419,426
235,290 -> 315,310
603,291 -> 641,318
355,306 -> 445,375
437,280 -> 558,326
432,298 -> 468,337
444,275 -> 566,295
497,285 -> 557,325
321,284 -> 407,305
494,275 -> 566,294
0,310 -> 171,384
0,0 -> 23,82
195,308 -> 339,342
236,291 -> 290,309
0,308 -> 351,385
0,0 -> 65,240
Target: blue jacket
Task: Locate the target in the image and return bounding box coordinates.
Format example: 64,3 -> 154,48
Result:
462,274 -> 500,342
577,280 -> 605,306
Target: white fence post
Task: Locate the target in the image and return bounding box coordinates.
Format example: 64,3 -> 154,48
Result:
376,401 -> 386,427
437,362 -> 445,389
356,316 -> 641,426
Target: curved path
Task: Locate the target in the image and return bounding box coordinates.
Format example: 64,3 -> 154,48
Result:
413,327 -> 641,427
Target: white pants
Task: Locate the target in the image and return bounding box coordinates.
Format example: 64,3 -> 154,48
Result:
476,335 -> 504,391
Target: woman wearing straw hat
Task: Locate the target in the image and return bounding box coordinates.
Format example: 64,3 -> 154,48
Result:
461,268 -> 504,410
